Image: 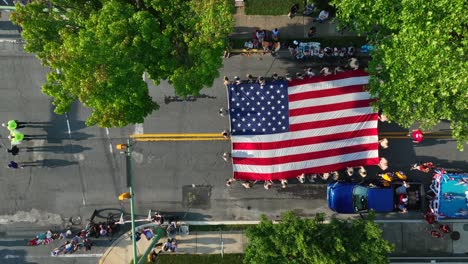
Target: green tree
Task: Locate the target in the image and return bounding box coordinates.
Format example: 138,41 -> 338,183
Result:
332,0 -> 467,150
244,211 -> 393,264
11,0 -> 233,127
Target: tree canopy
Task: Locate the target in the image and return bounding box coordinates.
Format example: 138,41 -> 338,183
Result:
332,0 -> 467,150
11,0 -> 233,127
244,211 -> 393,264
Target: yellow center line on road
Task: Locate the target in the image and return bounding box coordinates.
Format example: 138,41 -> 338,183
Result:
132,137 -> 228,142
130,132 -> 453,141
379,131 -> 452,134
130,133 -> 227,141
381,136 -> 454,139
131,133 -> 223,138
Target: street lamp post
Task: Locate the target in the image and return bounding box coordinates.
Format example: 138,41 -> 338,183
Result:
117,139 -> 138,264
127,139 -> 138,264
0,6 -> 16,11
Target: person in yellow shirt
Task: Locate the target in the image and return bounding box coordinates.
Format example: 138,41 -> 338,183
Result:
2,120 -> 26,132
8,130 -> 25,145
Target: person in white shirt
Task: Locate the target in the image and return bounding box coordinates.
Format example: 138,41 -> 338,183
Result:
244,40 -> 253,50
314,10 -> 329,23
320,67 -> 331,76
272,28 -> 279,37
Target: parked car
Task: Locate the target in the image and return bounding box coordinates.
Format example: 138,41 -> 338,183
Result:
327,181 -> 424,214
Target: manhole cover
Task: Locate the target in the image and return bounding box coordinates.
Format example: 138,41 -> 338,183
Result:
182,185 -> 212,209
451,231 -> 461,241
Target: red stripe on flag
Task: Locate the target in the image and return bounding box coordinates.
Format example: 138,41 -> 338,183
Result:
288,85 -> 365,102
233,158 -> 380,181
233,143 -> 378,166
290,114 -> 378,132
288,70 -> 368,87
233,128 -> 377,150
289,99 -> 375,117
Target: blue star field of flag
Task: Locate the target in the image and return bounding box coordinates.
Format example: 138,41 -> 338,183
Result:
227,80 -> 290,136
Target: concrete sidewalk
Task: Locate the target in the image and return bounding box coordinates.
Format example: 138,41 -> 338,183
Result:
231,10 -> 358,39
99,230 -> 246,264
0,11 -> 21,40
99,221 -> 468,264
381,221 -> 468,257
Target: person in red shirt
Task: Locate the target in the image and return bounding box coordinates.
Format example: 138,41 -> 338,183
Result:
439,224 -> 451,234
424,212 -> 436,225
411,161 -> 434,172
410,129 -> 424,143
398,194 -> 409,213
430,230 -> 442,238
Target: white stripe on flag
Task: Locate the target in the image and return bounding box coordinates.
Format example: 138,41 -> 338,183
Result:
233,150 -> 379,173
288,76 -> 370,95
289,92 -> 371,110
289,107 -> 374,124
232,135 -> 378,158
231,120 -> 376,143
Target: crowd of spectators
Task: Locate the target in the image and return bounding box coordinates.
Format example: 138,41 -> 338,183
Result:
243,28 -> 281,55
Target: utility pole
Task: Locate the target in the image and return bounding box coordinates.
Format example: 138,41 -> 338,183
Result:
117,139 -> 138,264
0,6 -> 16,11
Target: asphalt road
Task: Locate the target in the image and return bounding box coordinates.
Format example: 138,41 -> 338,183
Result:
0,42 -> 467,262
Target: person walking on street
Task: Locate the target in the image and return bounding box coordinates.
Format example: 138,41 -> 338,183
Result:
2,120 -> 26,131
264,180 -> 273,190
8,161 -> 23,169
241,181 -> 257,189
307,27 -> 317,38
409,129 -> 424,143
7,146 -> 20,156
8,130 -> 25,145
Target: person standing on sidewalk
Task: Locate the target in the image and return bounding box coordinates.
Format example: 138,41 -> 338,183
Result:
272,28 -> 279,41
288,3 -> 300,19
307,27 -> 317,38
313,9 -> 330,23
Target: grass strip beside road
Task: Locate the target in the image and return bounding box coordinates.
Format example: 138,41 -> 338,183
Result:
188,224 -> 255,232
155,254 -> 244,264
136,254 -> 244,264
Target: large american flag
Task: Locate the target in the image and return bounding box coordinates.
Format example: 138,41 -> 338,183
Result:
228,70 -> 379,181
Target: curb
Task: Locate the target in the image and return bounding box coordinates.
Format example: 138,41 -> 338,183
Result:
0,38 -> 22,43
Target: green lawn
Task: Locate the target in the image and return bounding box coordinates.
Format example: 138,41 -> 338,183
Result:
140,254 -> 243,264
245,0 -> 298,15
244,0 -> 335,16
188,224 -> 255,232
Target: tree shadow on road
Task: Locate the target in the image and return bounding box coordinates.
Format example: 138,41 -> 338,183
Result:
164,94 -> 217,105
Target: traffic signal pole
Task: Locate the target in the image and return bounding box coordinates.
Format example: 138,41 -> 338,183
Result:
0,6 -> 15,11
126,138 -> 138,264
